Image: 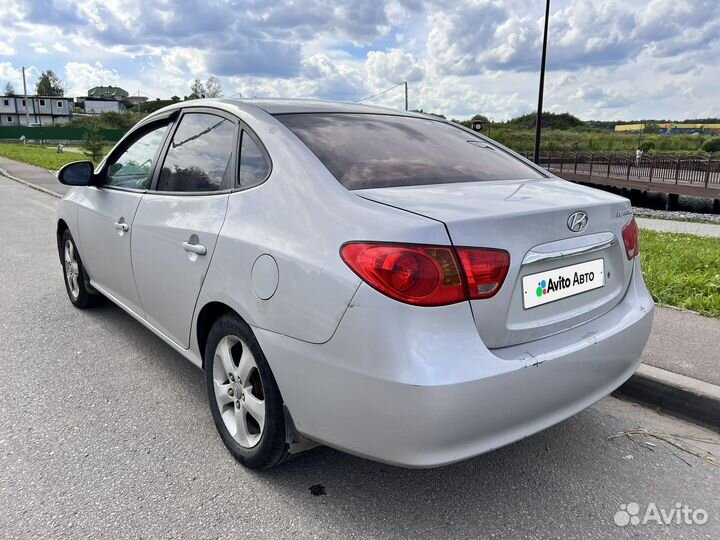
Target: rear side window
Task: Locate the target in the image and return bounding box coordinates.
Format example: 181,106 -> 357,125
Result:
276,113 -> 543,190
157,113 -> 236,192
238,130 -> 270,187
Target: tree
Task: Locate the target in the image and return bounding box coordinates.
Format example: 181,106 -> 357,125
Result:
35,70 -> 65,96
205,76 -> 223,98
82,122 -> 105,163
189,79 -> 206,99
189,76 -> 223,99
4,82 -> 15,96
702,138 -> 720,153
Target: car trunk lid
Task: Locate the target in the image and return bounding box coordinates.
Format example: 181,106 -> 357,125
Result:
356,178 -> 635,349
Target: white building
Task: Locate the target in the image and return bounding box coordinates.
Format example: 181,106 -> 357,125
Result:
84,97 -> 126,114
0,96 -> 74,126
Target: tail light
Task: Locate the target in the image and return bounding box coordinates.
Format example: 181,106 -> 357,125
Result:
340,242 -> 509,306
456,247 -> 510,299
622,217 -> 640,260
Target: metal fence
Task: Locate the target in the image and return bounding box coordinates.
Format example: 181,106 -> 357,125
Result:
525,151 -> 720,188
0,126 -> 126,143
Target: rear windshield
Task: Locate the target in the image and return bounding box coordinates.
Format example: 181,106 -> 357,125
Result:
276,113 -> 544,190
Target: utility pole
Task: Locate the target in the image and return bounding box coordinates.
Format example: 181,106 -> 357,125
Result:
404,81 -> 408,111
21,66 -> 30,126
533,0 -> 551,164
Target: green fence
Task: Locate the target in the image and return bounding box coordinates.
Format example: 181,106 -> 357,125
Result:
0,126 -> 126,142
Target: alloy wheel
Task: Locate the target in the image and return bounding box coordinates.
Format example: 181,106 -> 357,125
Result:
64,239 -> 80,299
212,335 -> 266,448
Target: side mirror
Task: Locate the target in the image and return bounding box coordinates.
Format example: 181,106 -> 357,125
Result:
57,161 -> 94,186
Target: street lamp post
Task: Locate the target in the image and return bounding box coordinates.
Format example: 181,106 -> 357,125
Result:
533,0 -> 551,164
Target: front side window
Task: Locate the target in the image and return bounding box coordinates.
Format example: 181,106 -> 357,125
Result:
238,130 -> 270,187
276,113 -> 544,190
40,99 -> 46,106
57,101 -> 63,108
157,113 -> 236,192
104,124 -> 169,189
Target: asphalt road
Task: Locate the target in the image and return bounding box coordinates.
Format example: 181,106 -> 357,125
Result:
1,177 -> 719,540
0,156 -> 68,197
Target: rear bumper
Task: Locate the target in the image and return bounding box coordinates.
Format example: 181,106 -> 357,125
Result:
256,258 -> 654,467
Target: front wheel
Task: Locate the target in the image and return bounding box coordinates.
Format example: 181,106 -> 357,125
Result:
60,230 -> 103,308
205,314 -> 289,469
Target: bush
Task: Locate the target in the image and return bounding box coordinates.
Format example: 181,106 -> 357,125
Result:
639,141 -> 656,152
81,122 -> 105,163
702,138 -> 720,153
60,111 -> 145,130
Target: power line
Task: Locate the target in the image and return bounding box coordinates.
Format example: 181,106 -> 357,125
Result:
355,82 -> 406,105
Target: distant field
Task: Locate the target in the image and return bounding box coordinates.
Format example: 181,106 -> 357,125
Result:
0,143 -> 109,170
485,128 -> 715,156
640,230 -> 720,318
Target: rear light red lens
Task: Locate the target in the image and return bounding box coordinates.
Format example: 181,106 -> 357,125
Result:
456,247 -> 510,299
340,243 -> 465,306
622,217 -> 640,260
340,242 -> 510,306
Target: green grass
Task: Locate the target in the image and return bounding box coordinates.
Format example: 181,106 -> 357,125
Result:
483,128 -> 714,156
640,230 -> 720,317
0,143 -> 108,170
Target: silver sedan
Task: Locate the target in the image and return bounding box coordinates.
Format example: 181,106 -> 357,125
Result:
55,99 -> 654,468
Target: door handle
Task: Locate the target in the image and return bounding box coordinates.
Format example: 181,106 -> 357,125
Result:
113,221 -> 129,232
182,241 -> 207,256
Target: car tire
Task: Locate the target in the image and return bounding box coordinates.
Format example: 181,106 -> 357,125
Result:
60,230 -> 103,309
205,313 -> 289,469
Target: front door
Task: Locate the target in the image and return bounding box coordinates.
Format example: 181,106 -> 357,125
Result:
77,122 -> 171,313
131,111 -> 237,347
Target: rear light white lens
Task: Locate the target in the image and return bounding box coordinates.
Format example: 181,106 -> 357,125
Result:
456,247 -> 510,299
340,243 -> 465,306
622,217 -> 640,260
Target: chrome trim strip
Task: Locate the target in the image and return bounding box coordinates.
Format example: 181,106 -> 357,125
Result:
522,232 -> 617,265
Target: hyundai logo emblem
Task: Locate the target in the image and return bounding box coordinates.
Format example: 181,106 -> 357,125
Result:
567,211 -> 588,233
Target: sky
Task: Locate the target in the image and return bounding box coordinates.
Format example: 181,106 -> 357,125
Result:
0,0 -> 718,121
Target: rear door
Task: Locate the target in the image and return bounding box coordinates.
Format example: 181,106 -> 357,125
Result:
77,121 -> 171,313
130,110 -> 238,348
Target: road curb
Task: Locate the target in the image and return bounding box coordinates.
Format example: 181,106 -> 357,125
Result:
615,364 -> 720,432
0,168 -> 62,199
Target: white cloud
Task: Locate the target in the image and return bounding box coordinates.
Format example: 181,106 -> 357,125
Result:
0,0 -> 715,120
366,49 -> 424,88
64,61 -> 121,96
0,43 -> 16,56
29,42 -> 49,54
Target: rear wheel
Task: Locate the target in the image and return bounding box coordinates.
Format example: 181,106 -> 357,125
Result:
60,230 -> 103,308
205,313 -> 289,469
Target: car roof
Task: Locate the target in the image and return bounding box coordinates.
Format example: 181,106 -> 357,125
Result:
217,98 -> 424,117
138,98 -> 437,134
